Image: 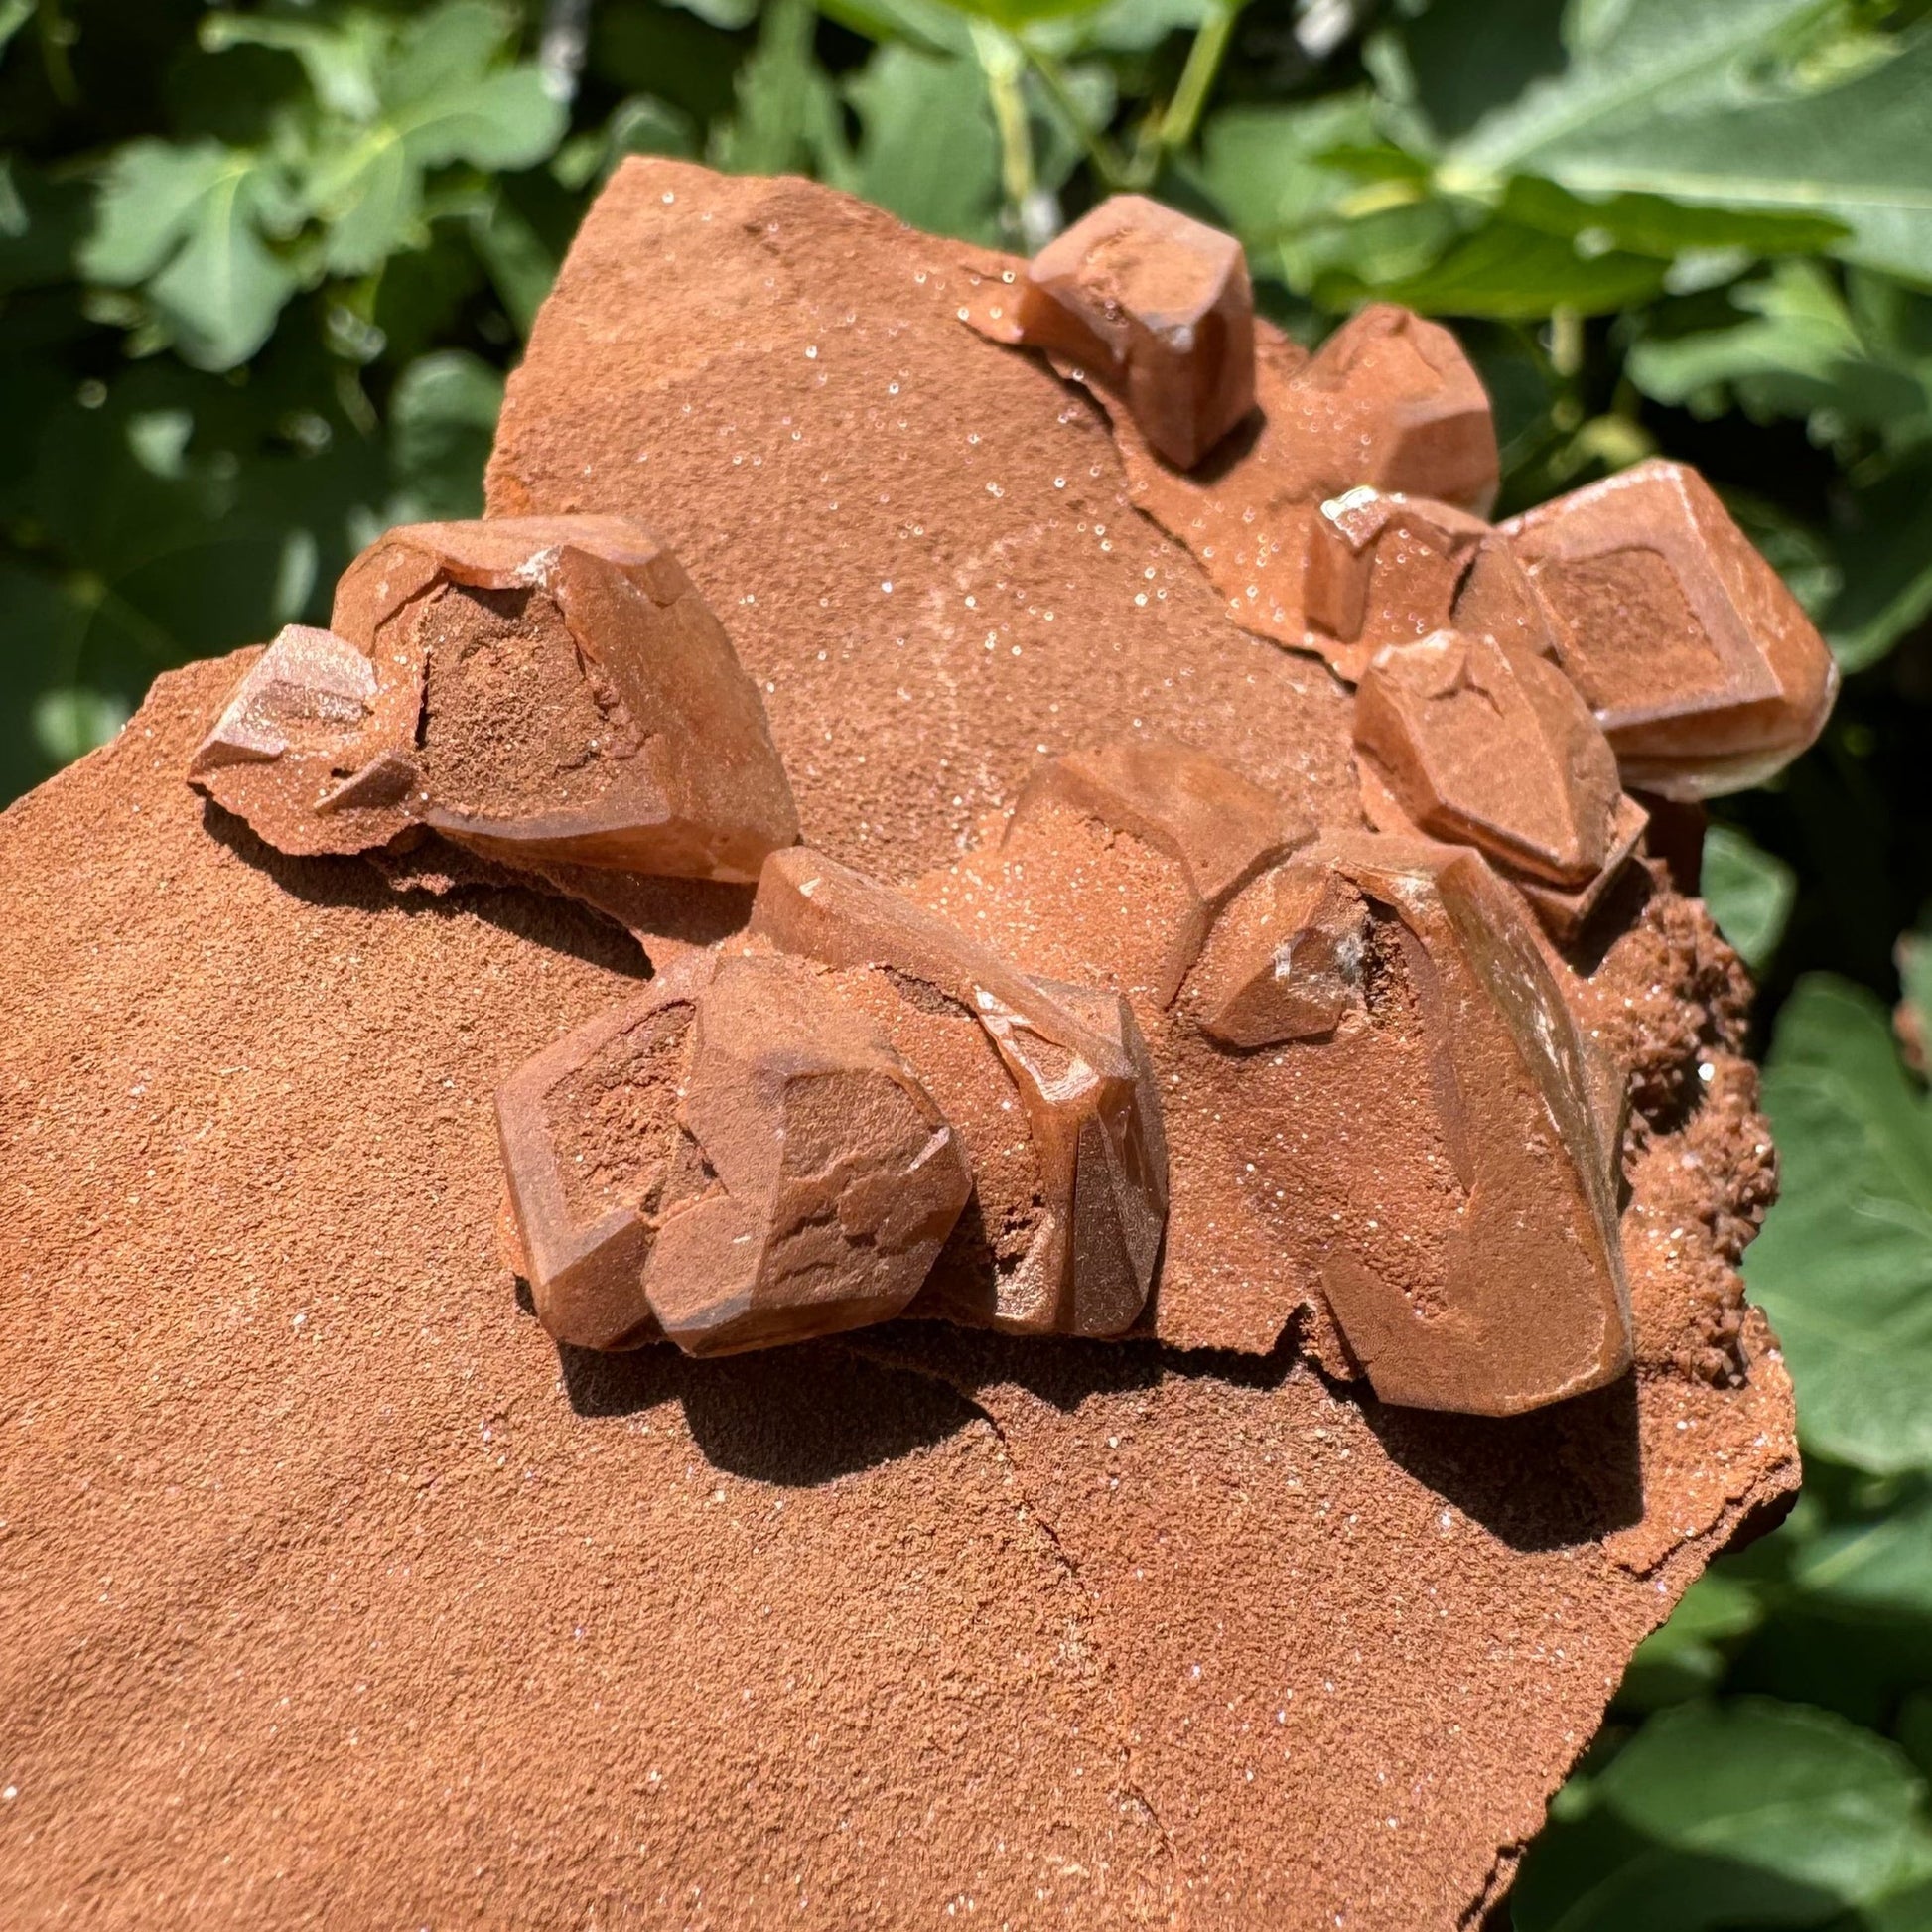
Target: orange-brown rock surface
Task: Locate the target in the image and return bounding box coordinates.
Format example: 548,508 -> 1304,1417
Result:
0,160 -> 1804,1930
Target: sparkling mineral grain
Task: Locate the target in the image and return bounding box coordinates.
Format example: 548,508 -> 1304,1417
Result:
1352,628 -> 1622,887
641,953 -> 971,1354
1007,735 -> 1313,1002
495,961 -> 713,1349
1502,458 -> 1839,797
751,847 -> 1170,1338
1310,834 -> 1633,1414
1008,193 -> 1256,471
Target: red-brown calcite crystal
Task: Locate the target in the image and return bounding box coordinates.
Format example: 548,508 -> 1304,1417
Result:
1004,194 -> 1257,471
187,621 -> 407,852
1088,309 -> 1501,667
1007,735 -> 1313,1003
495,961 -> 712,1349
1502,458 -> 1839,796
333,514 -> 800,879
1302,488 -> 1555,682
1189,852 -> 1370,1048
641,954 -> 971,1355
751,847 -> 1170,1338
1308,834 -> 1633,1414
1353,628 -> 1622,887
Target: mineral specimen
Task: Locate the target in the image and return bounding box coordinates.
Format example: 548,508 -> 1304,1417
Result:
1502,458 -> 1839,796
1006,192 -> 1257,471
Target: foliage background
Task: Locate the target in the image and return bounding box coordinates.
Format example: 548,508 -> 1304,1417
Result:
4,0 -> 1931,1920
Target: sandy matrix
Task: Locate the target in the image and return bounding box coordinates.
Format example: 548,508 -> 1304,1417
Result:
1,160 -> 1797,1929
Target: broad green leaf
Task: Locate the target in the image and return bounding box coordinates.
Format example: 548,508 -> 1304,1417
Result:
201,10 -> 386,120
146,162 -> 302,370
817,0 -> 977,54
1703,822 -> 1797,974
1789,1485 -> 1932,1623
925,0 -> 1123,36
712,0 -> 852,180
1747,976 -> 1932,1475
1822,448 -> 1932,672
845,45 -> 1003,241
303,6 -> 567,277
79,141 -> 238,287
1366,212 -> 1665,320
1200,96 -> 1468,297
1628,262 -> 1930,442
1443,5 -> 1932,288
387,349 -> 502,521
1439,0 -> 1838,183
1513,1698 -> 1932,1931
79,142 -> 302,369
470,192 -> 557,337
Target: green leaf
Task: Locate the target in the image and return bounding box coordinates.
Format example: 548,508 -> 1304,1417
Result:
304,5 -> 567,277
31,685 -> 129,766
1789,1484 -> 1932,1623
1617,1570 -> 1767,1712
1822,447 -> 1932,673
845,45 -> 1002,241
1366,210 -> 1666,321
387,349 -> 502,521
0,158 -> 94,295
1747,976 -> 1932,1476
1703,822 -> 1798,973
79,140 -> 238,287
1626,259 -> 1932,448
712,0 -> 851,180
1513,1698 -> 1932,1931
78,141 -> 302,370
1442,6 -> 1932,288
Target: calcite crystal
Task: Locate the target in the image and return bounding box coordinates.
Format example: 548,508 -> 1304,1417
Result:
1190,851 -> 1370,1048
495,963 -> 710,1349
643,954 -> 972,1355
1503,459 -> 1839,797
1006,735 -> 1312,1002
1306,835 -> 1633,1414
1004,193 -> 1257,471
750,847 -> 1170,1338
194,513 -> 799,880
24,159 -> 1803,1929
1352,628 -> 1623,886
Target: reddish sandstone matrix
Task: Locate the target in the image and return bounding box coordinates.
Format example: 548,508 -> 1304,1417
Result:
2,162 -> 1809,1931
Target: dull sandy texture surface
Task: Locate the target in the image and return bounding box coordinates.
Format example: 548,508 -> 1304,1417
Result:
1,158 -> 1800,1931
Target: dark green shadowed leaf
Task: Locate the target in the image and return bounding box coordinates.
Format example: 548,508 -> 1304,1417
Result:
1747,977 -> 1932,1476
1512,1699 -> 1932,1932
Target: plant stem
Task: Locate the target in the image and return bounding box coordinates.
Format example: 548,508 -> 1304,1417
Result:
1159,0 -> 1240,155
1018,40 -> 1130,194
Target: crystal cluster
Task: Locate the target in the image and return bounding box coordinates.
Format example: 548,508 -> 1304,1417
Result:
190,196 -> 1837,1417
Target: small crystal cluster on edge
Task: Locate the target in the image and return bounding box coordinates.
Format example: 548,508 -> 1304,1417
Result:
188,194 -> 1838,1419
